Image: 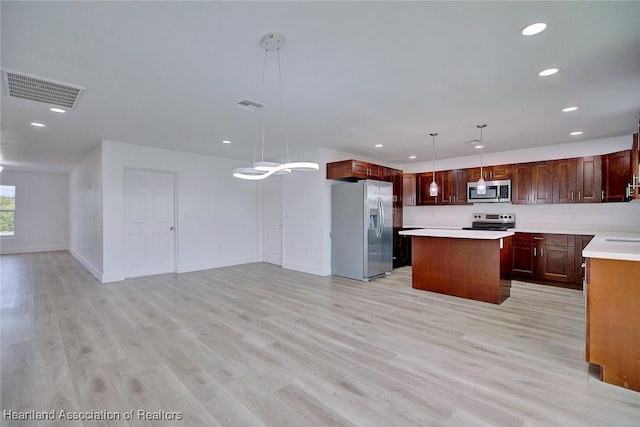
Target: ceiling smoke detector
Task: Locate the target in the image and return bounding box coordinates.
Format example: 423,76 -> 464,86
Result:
2,69 -> 85,108
234,98 -> 264,112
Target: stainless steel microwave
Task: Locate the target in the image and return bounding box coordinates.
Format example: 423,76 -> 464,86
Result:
467,179 -> 511,203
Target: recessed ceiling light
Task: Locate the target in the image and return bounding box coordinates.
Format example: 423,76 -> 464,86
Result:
49,107 -> 66,113
474,144 -> 485,149
30,122 -> 45,127
562,106 -> 578,112
522,22 -> 547,36
409,155 -> 416,159
222,140 -> 231,144
539,68 -> 558,77
374,144 -> 383,148
570,131 -> 583,136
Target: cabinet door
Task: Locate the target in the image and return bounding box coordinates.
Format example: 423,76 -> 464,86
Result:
512,163 -> 533,204
553,158 -> 577,204
440,170 -> 455,204
350,160 -> 371,179
512,233 -> 534,278
602,150 -> 631,202
577,156 -> 602,203
574,235 -> 594,285
416,173 -> 439,205
490,164 -> 511,180
538,234 -> 575,283
453,168 -> 468,204
467,167 -> 486,182
403,174 -> 416,206
393,168 -> 404,205
632,132 -> 639,200
531,162 -> 553,204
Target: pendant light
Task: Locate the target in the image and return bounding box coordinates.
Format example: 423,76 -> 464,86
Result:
476,124 -> 487,195
429,132 -> 438,196
232,33 -> 319,180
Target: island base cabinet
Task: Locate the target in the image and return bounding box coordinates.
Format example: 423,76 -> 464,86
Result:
586,258 -> 640,392
412,236 -> 512,304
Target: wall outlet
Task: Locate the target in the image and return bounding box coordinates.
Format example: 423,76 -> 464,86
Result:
569,212 -> 576,220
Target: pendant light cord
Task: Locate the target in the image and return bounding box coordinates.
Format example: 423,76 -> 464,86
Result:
432,134 -> 436,181
277,42 -> 290,164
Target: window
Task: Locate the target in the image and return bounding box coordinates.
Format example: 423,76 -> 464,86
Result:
0,185 -> 16,237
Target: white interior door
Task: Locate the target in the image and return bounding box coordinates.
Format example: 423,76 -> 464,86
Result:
262,176 -> 283,265
124,169 -> 176,278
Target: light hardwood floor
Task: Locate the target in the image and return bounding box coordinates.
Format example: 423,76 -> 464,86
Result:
1,251 -> 639,426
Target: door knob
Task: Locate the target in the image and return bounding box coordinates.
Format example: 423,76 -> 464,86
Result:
169,226 -> 175,230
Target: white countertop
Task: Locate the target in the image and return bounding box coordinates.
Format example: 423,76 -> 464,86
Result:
399,228 -> 514,240
583,232 -> 640,262
402,225 -> 640,261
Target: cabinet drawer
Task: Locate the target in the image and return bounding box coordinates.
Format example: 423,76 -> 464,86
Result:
514,232 -> 533,245
544,233 -> 573,247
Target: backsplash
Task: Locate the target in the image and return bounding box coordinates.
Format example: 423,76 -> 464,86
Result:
403,201 -> 640,232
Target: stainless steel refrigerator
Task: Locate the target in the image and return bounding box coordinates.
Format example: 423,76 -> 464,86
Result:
331,179 -> 393,281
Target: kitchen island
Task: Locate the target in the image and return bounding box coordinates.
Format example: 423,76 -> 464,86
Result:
399,229 -> 514,304
583,233 -> 640,392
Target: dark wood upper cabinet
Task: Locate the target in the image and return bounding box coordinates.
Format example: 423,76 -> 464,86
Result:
531,162 -> 553,204
467,165 -> 511,182
490,164 -> 512,180
440,169 -> 468,205
513,162 -> 552,204
416,172 -> 439,205
326,159 -> 382,181
552,156 -> 602,203
602,150 -> 631,202
552,158 -> 577,204
633,132 -> 639,200
577,156 -> 602,203
512,163 -> 533,204
403,173 -> 416,206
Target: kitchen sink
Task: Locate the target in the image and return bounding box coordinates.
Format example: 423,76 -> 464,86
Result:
605,238 -> 640,243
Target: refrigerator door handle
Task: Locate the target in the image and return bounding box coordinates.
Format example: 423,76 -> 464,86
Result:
378,198 -> 384,238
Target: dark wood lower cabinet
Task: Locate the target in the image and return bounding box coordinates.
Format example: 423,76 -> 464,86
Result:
512,232 -> 592,289
586,257 -> 640,392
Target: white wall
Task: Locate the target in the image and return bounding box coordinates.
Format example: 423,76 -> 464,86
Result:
400,134 -> 640,232
100,140 -> 259,282
69,143 -> 103,280
0,171 -> 69,254
281,148 -> 387,277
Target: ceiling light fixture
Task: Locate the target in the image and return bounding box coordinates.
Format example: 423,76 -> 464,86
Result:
562,106 -> 578,112
49,107 -> 66,113
30,122 -> 45,127
0,166 -> 3,173
476,124 -> 487,195
522,22 -> 547,36
409,155 -> 416,159
232,33 -> 319,180
429,133 -> 439,197
222,140 -> 231,144
570,131 -> 583,136
374,144 -> 383,148
539,68 -> 558,77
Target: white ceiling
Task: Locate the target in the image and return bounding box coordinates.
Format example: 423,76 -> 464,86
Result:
1,1 -> 639,173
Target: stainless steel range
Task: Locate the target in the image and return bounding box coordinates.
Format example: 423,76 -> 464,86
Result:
462,213 -> 516,231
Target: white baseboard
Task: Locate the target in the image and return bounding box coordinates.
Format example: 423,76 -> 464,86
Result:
68,247 -> 103,282
281,260 -> 329,276
177,256 -> 258,274
0,245 -> 68,255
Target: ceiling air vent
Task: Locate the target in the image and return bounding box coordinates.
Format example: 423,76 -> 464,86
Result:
234,98 -> 264,112
1,69 -> 85,108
